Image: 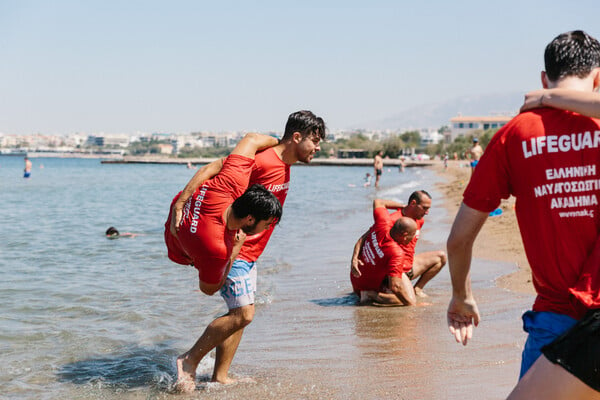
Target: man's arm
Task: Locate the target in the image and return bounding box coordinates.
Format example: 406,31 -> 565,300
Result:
446,203 -> 487,345
373,198 -> 403,211
351,232 -> 368,277
170,158 -> 225,236
230,133 -> 279,159
386,273 -> 416,306
521,88 -> 600,118
199,230 -> 247,295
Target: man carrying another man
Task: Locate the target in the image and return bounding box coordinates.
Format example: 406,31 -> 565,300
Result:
167,110 -> 326,391
351,190 -> 446,305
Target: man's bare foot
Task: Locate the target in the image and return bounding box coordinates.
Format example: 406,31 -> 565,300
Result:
211,375 -> 256,385
372,302 -> 403,307
174,355 -> 197,393
414,288 -> 429,298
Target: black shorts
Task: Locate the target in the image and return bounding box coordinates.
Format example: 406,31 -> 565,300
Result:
375,169 -> 382,176
542,309 -> 600,392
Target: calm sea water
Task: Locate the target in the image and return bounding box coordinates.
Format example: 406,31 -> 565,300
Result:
0,156 -> 533,399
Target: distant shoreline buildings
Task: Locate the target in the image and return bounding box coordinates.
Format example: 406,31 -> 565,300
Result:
0,112 -> 516,157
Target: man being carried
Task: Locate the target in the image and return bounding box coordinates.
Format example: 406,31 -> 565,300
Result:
168,110 -> 325,391
446,31 -> 600,399
351,198 -> 418,306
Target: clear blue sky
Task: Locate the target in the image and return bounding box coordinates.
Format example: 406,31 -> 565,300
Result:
1,0 -> 599,135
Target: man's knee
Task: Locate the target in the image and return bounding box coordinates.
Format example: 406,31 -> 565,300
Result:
229,304 -> 255,328
436,250 -> 447,267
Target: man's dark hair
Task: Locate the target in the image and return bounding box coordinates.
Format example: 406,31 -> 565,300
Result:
408,190 -> 432,204
106,227 -> 119,236
544,30 -> 600,82
232,184 -> 283,223
281,110 -> 326,141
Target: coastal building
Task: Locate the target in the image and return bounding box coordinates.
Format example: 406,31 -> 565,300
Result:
419,128 -> 443,146
448,114 -> 514,142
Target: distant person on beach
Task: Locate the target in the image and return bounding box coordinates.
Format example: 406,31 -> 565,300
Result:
469,138 -> 483,173
350,199 -> 418,305
105,227 -> 138,239
374,150 -> 383,188
446,30 -> 600,399
364,172 -> 372,187
23,157 -> 32,178
167,111 -> 325,392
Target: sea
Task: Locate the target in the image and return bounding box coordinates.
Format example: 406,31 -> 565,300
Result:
0,156 -> 534,400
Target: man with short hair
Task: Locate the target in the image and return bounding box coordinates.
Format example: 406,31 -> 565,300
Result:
392,190 -> 447,298
169,110 -> 326,391
446,30 -> 600,399
351,191 -> 446,305
351,199 -> 418,305
469,137 -> 483,173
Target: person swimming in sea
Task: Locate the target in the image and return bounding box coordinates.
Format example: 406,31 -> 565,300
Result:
105,227 -> 138,239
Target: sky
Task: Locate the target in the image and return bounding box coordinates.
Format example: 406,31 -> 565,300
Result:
1,0 -> 599,135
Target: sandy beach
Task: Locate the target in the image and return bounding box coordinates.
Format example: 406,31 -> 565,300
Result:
432,159 -> 535,296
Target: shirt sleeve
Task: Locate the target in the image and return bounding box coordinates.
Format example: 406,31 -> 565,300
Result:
209,154 -> 255,199
463,128 -> 512,212
373,206 -> 392,228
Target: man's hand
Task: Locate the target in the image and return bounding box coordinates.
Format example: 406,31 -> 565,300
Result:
169,205 -> 183,237
351,257 -> 364,277
447,296 -> 480,346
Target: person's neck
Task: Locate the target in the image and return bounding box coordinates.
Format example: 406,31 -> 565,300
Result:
275,141 -> 298,165
224,206 -> 243,231
549,76 -> 595,92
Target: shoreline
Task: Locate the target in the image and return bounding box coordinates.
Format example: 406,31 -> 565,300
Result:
430,159 -> 535,295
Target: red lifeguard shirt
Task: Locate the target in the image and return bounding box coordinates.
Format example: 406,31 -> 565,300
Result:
463,109 -> 600,319
237,147 -> 290,262
350,207 -> 412,292
390,209 -> 425,270
164,154 -> 254,284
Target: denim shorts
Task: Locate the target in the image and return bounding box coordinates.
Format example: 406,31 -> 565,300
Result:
520,310 -> 577,378
542,309 -> 600,391
219,259 -> 256,310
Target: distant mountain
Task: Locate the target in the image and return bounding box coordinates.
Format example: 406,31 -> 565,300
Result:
354,92 -> 523,130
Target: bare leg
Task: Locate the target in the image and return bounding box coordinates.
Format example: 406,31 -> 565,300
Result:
507,355 -> 600,400
411,250 -> 446,296
175,307 -> 252,392
212,304 -> 254,383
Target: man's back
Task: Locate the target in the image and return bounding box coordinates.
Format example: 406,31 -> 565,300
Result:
464,108 -> 600,318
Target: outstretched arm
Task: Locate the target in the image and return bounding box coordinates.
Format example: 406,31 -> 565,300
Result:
231,133 -> 279,159
373,198 -> 403,210
351,232 -> 368,277
521,89 -> 600,118
446,203 -> 487,345
170,158 -> 225,236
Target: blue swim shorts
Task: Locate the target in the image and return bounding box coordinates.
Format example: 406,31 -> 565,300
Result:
470,160 -> 479,168
520,310 -> 577,378
220,259 -> 256,310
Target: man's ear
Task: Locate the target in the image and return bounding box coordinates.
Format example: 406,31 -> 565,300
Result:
592,67 -> 600,92
292,132 -> 302,144
541,71 -> 549,89
243,215 -> 255,225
